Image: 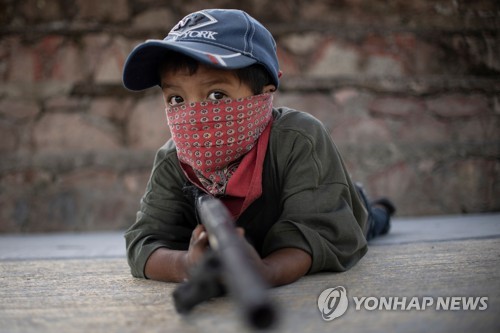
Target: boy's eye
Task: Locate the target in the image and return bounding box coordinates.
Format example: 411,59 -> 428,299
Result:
208,91 -> 227,101
168,95 -> 184,106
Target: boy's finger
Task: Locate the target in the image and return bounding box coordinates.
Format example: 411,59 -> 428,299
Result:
193,231 -> 209,249
191,224 -> 205,240
236,227 -> 245,237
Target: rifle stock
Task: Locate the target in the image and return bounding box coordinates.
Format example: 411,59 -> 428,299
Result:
173,194 -> 277,329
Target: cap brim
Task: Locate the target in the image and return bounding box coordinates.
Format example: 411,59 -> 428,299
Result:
122,40 -> 257,91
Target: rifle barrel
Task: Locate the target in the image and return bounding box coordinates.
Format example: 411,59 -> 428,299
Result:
196,194 -> 277,329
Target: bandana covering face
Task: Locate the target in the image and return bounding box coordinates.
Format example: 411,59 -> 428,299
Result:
166,93 -> 274,195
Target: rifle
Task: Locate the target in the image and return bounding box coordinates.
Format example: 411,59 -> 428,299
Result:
172,192 -> 278,329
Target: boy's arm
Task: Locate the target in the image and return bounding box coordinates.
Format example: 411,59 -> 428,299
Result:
146,247 -> 312,287
144,225 -> 311,287
145,248 -> 188,282
144,224 -> 208,282
125,143 -> 200,279
145,244 -> 312,287
260,248 -> 312,287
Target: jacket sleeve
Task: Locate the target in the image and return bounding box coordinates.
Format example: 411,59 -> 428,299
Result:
261,111 -> 368,273
124,144 -> 197,278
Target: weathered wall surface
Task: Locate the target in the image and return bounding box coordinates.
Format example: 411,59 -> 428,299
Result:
0,0 -> 499,232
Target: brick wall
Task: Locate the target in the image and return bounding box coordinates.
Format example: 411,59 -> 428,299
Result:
1,0 -> 499,232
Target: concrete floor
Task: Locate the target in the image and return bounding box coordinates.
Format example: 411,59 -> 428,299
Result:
0,213 -> 499,333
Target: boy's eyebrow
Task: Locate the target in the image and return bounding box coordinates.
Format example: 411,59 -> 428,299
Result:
199,75 -> 233,87
161,82 -> 178,89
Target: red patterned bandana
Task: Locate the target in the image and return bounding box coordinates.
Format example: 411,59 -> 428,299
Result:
166,93 -> 274,195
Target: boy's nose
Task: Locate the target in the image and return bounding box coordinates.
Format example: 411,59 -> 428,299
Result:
184,94 -> 205,105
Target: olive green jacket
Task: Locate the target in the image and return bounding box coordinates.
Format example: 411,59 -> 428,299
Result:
125,107 -> 368,278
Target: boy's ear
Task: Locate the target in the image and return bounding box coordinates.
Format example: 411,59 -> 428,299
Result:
262,84 -> 276,94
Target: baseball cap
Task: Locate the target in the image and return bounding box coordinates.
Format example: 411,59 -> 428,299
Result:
122,9 -> 280,91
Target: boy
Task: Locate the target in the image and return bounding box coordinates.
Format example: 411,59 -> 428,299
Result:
123,9 -> 394,287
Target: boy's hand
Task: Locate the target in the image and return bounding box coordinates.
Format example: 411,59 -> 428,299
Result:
185,224 -> 209,268
187,225 -> 265,276
144,224 -> 210,282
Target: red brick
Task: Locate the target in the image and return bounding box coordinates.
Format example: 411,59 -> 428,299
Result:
0,99 -> 40,120
246,0 -> 297,23
276,46 -> 300,77
59,169 -> 119,189
451,35 -> 500,73
0,195 -> 23,232
357,33 -> 446,76
412,39 -> 448,75
280,33 -> 324,56
369,97 -> 426,117
44,96 -> 89,112
333,89 -> 359,105
367,162 -> 418,215
0,169 -> 52,190
83,34 -> 136,84
20,0 -> 65,23
428,159 -> 500,213
0,168 -> 144,232
126,95 -> 170,149
123,171 -> 151,195
81,34 -> 111,79
307,39 -> 360,77
426,94 -> 490,117
32,36 -> 65,82
75,0 -> 130,23
52,42 -> 86,83
5,39 -> 35,83
392,111 -> 450,143
0,120 -> 18,152
0,169 -> 53,232
133,8 -> 176,30
369,157 -> 500,216
94,37 -> 129,84
330,90 -> 397,144
94,38 -> 129,84
33,113 -> 122,152
274,92 -> 337,127
88,97 -> 133,123
6,36 -> 86,84
331,116 -> 392,145
450,114 -> 500,143
307,38 -> 404,77
94,55 -> 122,83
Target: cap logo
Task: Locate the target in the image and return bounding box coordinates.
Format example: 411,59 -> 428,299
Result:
169,11 -> 218,41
